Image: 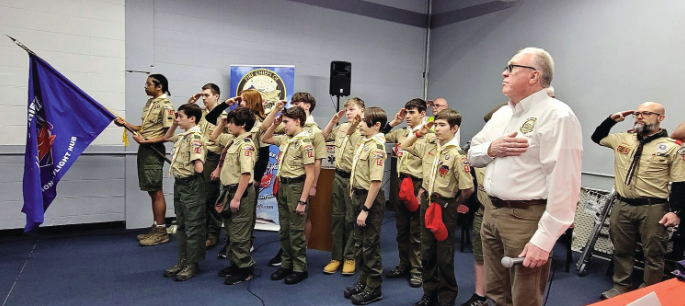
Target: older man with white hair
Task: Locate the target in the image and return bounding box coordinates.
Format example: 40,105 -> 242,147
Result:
468,47 -> 583,306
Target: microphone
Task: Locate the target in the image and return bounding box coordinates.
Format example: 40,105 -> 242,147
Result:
501,256 -> 524,268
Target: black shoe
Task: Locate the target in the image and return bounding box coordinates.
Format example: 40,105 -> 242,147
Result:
351,290 -> 383,305
414,294 -> 437,306
344,282 -> 366,299
284,271 -> 308,285
217,244 -> 228,259
218,265 -> 239,278
174,263 -> 200,282
385,266 -> 409,278
269,249 -> 283,267
459,293 -> 488,306
270,267 -> 292,281
224,268 -> 254,285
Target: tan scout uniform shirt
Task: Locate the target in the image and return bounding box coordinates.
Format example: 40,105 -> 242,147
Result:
350,133 -> 387,190
326,122 -> 359,172
600,133 -> 685,198
276,116 -> 327,160
200,108 -> 226,155
273,130 -> 316,178
386,126 -> 431,178
170,126 -> 205,178
475,167 -> 492,209
406,135 -> 472,198
252,117 -> 268,149
216,131 -> 256,186
141,95 -> 174,139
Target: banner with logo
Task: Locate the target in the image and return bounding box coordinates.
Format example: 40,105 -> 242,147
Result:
230,65 -> 295,231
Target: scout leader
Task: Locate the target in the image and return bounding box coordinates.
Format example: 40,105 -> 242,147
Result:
161,103 -> 206,282
401,108 -> 474,306
342,107 -> 388,305
320,97 -> 365,276
262,106 -> 317,285
209,107 -> 258,286
114,74 -> 174,246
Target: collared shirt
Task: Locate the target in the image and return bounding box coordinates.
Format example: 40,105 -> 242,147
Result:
406,135 -> 473,198
600,133 -> 685,198
468,88 -> 583,252
216,131 -> 256,186
200,108 -> 226,154
275,116 -> 326,160
140,94 -> 174,139
386,125 -> 429,178
426,116 -> 461,146
170,125 -> 204,178
350,133 -> 386,190
327,122 -> 360,172
273,130 -> 315,178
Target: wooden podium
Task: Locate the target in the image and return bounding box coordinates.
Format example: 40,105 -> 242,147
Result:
307,168 -> 335,251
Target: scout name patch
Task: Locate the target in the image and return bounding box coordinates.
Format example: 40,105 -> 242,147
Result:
520,117 -> 537,134
617,144 -> 630,154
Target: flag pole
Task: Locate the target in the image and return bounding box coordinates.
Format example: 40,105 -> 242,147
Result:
7,35 -> 171,164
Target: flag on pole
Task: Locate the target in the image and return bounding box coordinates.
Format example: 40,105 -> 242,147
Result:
22,53 -> 116,232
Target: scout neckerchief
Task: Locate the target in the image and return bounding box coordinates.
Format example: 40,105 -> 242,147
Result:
397,125 -> 422,177
625,129 -> 668,186
168,125 -> 202,177
427,135 -> 460,199
335,124 -> 359,169
350,133 -> 385,196
140,95 -> 167,133
276,129 -> 311,178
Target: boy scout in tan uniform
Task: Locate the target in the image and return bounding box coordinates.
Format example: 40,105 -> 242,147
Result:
321,97 -> 365,275
592,103 -> 685,299
210,107 -> 258,285
381,99 -> 430,287
342,107 -> 387,305
402,109 -> 474,306
262,106 -> 317,285
162,103 -> 206,282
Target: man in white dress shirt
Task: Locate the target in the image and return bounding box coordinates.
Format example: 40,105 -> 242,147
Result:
467,47 -> 583,306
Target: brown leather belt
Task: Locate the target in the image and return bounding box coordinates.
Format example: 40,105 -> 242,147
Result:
489,197 -> 546,209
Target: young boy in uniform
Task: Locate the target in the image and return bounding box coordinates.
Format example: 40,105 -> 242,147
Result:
342,107 -> 387,305
209,107 -> 258,285
321,97 -> 365,275
262,106 -> 317,285
162,103 -> 206,281
401,109 -> 474,306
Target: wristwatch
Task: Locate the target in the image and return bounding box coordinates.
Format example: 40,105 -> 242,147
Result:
361,205 -> 371,212
298,200 -> 307,206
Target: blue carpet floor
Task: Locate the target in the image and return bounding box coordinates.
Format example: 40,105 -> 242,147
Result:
1,211 -> 615,306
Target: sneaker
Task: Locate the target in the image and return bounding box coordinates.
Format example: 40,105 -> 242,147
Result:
217,244 -> 227,259
269,249 -> 283,267
344,282 -> 365,299
459,293 -> 488,306
139,226 -> 170,246
409,272 -> 422,287
351,290 -> 383,305
323,260 -> 342,274
205,236 -> 219,249
136,225 -> 155,241
224,268 -> 254,285
218,265 -> 239,278
174,263 -> 200,282
163,259 -> 186,278
414,294 -> 436,306
385,266 -> 409,278
284,271 -> 308,285
342,259 -> 356,276
600,287 -> 628,300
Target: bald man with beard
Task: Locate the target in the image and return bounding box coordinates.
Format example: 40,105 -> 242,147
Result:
591,102 -> 685,300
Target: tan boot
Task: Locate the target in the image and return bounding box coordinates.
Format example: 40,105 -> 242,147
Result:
342,259 -> 356,275
205,236 -> 218,249
323,260 -> 341,274
136,225 -> 155,241
163,259 -> 186,278
174,263 -> 200,282
139,226 -> 170,246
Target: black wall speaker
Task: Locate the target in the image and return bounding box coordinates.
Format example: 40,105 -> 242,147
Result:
329,61 -> 351,96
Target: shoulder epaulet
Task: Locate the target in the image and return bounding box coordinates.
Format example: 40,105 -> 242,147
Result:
376,143 -> 384,150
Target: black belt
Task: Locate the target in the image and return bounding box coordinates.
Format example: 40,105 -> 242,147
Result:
207,151 -> 221,157
353,188 -> 368,196
280,175 -> 305,185
490,197 -> 546,209
335,169 -> 351,179
429,193 -> 456,201
225,184 -> 239,193
616,194 -> 667,206
176,174 -> 201,183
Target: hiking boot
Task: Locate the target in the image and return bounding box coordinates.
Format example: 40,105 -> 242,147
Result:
414,294 -> 437,306
139,226 -> 169,246
342,259 -> 356,276
174,263 -> 200,282
224,268 -> 254,285
323,260 -> 341,274
269,249 -> 283,267
136,225 -> 155,241
459,293 -> 488,306
385,266 -> 409,278
163,259 -> 186,278
205,236 -> 219,249
409,272 -> 422,287
218,265 -> 239,278
344,282 -> 365,299
351,290 -> 383,305
600,287 -> 628,300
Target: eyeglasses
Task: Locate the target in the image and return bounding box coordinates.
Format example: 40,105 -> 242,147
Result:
505,64 -> 537,73
633,111 -> 662,117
